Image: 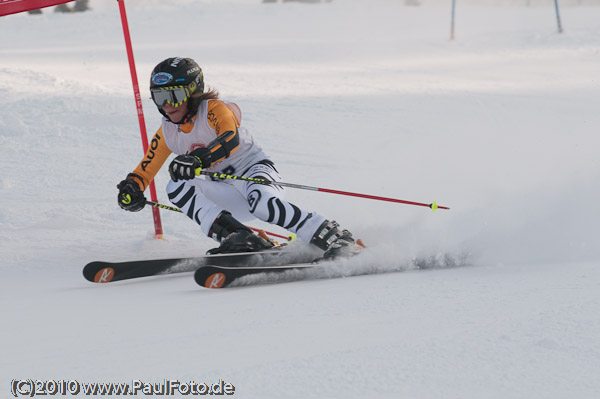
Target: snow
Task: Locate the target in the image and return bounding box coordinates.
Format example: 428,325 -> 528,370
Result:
1,0 -> 599,398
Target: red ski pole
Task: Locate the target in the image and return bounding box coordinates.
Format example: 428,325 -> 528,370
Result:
196,170 -> 450,212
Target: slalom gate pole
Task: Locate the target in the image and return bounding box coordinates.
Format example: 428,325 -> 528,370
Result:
118,0 -> 164,239
553,0 -> 564,34
145,201 -> 295,242
450,0 -> 456,40
195,170 -> 450,212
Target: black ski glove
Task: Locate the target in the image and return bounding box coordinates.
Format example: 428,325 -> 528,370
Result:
117,178 -> 146,212
169,148 -> 212,182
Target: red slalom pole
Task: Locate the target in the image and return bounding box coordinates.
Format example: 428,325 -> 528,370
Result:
117,0 -> 164,238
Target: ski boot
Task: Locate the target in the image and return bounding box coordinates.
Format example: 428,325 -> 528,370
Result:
310,220 -> 364,261
207,211 -> 275,255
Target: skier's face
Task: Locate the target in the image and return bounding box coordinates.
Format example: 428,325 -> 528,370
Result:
162,100 -> 189,123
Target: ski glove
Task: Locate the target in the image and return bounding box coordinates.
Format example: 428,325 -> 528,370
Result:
117,178 -> 146,212
189,147 -> 213,171
168,148 -> 212,182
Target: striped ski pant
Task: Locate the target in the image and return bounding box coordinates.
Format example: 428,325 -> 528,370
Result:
166,161 -> 325,243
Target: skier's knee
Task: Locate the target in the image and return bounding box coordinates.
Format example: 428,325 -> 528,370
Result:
246,188 -> 264,216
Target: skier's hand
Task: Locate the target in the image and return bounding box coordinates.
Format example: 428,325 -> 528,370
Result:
169,148 -> 212,181
169,154 -> 201,182
189,147 -> 213,172
117,178 -> 146,212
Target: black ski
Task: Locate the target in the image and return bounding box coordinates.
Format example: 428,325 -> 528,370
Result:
194,263 -> 319,288
194,249 -> 471,289
83,248 -> 314,283
195,240 -> 369,288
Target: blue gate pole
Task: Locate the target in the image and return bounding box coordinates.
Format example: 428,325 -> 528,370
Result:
450,0 -> 456,40
554,0 -> 564,34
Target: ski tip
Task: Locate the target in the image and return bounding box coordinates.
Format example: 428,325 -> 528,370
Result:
94,267 -> 116,283
195,269 -> 228,289
83,262 -> 116,283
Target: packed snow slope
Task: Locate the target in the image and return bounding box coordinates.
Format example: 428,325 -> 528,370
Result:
1,1 -> 599,398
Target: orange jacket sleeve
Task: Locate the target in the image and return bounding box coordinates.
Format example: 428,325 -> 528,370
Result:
204,101 -> 241,163
129,126 -> 172,191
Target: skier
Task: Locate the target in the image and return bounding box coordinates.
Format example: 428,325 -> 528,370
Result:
117,57 -> 359,258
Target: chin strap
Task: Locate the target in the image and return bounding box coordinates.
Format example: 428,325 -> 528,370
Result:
158,108 -> 191,125
157,101 -> 198,125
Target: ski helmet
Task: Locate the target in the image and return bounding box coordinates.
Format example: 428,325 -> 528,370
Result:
150,57 -> 204,123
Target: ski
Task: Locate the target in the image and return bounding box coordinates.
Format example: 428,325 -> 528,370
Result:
195,263 -> 320,289
194,249 -> 470,289
195,239 -> 369,288
83,248 -> 315,283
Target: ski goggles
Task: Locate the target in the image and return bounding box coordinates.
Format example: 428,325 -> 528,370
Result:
151,82 -> 197,108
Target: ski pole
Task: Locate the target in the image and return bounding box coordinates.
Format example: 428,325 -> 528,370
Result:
195,169 -> 450,212
144,200 -> 295,241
